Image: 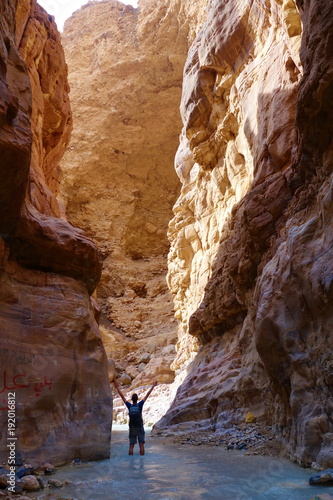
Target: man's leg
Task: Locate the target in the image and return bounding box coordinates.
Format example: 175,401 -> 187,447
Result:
129,430 -> 136,455
138,427 -> 145,455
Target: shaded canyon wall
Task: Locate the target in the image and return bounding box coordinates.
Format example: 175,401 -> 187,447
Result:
155,0 -> 333,468
0,0 -> 111,465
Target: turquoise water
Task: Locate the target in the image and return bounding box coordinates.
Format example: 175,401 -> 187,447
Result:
26,427 -> 333,499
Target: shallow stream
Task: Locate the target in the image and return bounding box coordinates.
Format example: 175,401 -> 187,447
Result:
27,426 -> 332,499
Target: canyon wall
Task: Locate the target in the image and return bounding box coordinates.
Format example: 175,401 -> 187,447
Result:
155,0 -> 333,468
0,0 -> 111,465
60,0 -> 209,390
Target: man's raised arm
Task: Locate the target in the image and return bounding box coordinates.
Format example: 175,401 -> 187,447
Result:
113,379 -> 127,405
143,381 -> 158,402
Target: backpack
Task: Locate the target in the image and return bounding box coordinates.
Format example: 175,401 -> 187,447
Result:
129,403 -> 143,428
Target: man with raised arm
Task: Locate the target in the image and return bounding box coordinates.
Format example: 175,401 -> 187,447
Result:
113,379 -> 158,455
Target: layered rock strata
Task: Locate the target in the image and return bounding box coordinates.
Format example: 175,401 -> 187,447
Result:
156,0 -> 333,468
0,0 -> 111,465
60,0 -> 209,388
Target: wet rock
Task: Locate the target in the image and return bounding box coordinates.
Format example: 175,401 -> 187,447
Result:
37,476 -> 48,489
41,463 -> 56,475
21,475 -> 40,491
309,469 -> 333,486
9,481 -> 24,494
48,479 -> 64,488
16,466 -> 35,479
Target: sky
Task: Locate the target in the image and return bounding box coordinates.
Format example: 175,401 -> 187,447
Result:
38,0 -> 138,31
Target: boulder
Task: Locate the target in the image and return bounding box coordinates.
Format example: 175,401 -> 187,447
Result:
120,373 -> 132,386
133,357 -> 175,387
37,476 -> 47,489
126,366 -> 140,380
138,363 -> 146,373
16,466 -> 35,479
48,479 -> 64,488
21,475 -> 40,492
41,463 -> 56,475
139,352 -> 151,364
309,469 -> 333,486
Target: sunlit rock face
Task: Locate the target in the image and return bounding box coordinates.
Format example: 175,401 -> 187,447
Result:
0,0 -> 111,465
157,0 -> 333,467
59,0 -> 209,387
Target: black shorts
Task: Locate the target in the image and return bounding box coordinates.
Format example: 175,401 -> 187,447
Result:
129,426 -> 145,445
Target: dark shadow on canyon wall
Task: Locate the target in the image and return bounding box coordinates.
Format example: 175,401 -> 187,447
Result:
155,14 -> 333,462
154,0 -> 333,467
155,80 -> 299,430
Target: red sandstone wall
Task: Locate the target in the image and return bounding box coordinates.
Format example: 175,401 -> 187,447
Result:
0,0 -> 111,466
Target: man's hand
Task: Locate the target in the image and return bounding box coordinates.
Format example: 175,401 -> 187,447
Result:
113,379 -> 119,388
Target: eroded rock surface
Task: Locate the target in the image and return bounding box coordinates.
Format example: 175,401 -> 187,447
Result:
60,0 -> 208,389
0,0 -> 111,465
156,0 -> 333,467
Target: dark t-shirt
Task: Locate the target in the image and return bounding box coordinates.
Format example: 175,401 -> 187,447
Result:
126,400 -> 144,429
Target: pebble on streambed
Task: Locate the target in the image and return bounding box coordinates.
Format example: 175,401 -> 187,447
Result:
0,461 -> 71,499
309,468 -> 333,486
159,424 -> 284,457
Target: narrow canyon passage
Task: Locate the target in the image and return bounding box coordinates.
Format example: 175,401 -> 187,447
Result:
24,428 -> 331,500
2,0 -> 333,494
